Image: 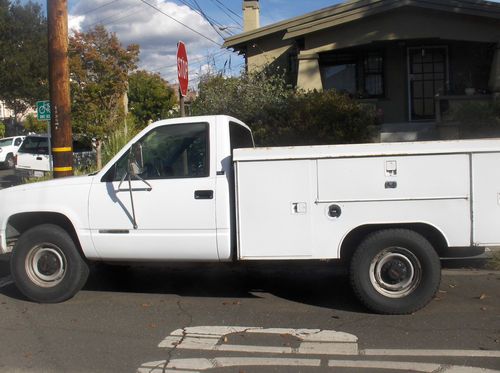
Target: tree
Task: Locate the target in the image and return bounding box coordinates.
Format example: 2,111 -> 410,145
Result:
192,69 -> 291,145
23,113 -> 47,134
0,1 -> 48,122
128,70 -> 176,129
69,25 -> 139,168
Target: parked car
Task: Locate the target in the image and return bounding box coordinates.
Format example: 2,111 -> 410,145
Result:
15,135 -> 95,178
0,136 -> 25,169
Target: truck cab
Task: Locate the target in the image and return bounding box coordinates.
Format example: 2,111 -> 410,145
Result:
87,116 -> 253,262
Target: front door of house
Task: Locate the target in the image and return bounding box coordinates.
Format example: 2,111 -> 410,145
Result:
408,47 -> 448,121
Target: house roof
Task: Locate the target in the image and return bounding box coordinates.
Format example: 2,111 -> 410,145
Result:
223,0 -> 500,50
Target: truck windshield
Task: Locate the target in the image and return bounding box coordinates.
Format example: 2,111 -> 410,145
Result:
0,138 -> 13,147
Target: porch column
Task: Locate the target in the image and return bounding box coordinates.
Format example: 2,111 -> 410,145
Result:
296,53 -> 323,91
489,42 -> 500,97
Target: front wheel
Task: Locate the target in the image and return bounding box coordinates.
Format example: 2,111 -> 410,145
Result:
5,154 -> 15,169
350,229 -> 441,314
11,224 -> 89,303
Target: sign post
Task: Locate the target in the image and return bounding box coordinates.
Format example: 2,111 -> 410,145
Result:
177,41 -> 188,117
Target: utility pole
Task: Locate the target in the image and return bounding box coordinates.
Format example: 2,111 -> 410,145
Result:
47,0 -> 73,178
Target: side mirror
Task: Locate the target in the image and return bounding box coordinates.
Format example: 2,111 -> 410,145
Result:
128,142 -> 144,176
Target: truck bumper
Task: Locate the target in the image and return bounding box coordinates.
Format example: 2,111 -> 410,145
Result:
15,168 -> 48,179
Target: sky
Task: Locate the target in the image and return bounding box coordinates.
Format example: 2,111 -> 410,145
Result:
25,0 -> 337,87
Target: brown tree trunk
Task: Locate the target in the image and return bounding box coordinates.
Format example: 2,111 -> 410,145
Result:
96,139 -> 102,170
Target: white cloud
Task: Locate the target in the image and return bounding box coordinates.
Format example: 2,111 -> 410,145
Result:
69,0 -> 238,85
68,14 -> 84,33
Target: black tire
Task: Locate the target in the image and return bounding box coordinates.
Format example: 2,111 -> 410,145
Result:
5,154 -> 14,169
350,229 -> 441,315
10,224 -> 89,303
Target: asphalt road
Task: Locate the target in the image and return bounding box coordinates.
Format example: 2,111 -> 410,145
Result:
0,168 -> 19,189
0,256 -> 499,373
1,168 -> 499,372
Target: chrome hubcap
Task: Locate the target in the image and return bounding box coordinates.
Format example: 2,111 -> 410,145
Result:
369,247 -> 422,298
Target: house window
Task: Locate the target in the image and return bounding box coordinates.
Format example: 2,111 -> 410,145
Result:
320,51 -> 385,98
322,64 -> 357,94
363,54 -> 384,96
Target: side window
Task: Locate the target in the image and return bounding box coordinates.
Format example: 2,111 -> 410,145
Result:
14,138 -> 22,146
229,122 -> 254,154
104,122 -> 209,182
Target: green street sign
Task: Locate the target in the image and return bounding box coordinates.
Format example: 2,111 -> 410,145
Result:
37,100 -> 51,121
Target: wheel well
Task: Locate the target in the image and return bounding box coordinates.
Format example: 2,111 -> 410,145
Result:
7,212 -> 84,257
339,223 -> 448,264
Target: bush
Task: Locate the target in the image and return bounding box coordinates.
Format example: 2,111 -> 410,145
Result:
101,114 -> 139,166
260,90 -> 374,146
191,70 -> 375,146
0,122 -> 5,137
23,113 -> 48,134
449,100 -> 500,138
488,250 -> 500,270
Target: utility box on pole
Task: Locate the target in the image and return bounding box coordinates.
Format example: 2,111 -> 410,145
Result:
47,0 -> 73,177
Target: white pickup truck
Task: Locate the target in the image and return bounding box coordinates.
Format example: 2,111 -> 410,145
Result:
0,115 -> 499,314
0,136 -> 25,169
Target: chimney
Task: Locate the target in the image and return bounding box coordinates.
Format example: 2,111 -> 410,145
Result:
243,0 -> 260,32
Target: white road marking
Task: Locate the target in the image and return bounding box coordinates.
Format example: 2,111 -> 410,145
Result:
0,276 -> 13,288
138,358 -> 499,373
138,357 -> 321,373
140,326 -> 500,373
158,326 -> 358,355
362,349 -> 500,358
328,360 -> 499,373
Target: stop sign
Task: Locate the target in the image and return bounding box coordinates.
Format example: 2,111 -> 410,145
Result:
177,41 -> 188,97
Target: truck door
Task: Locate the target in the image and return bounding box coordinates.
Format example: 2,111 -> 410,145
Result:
88,122 -> 218,260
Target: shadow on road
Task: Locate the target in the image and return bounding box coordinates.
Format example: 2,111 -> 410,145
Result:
0,254 -> 364,312
85,261 -> 364,312
0,252 -> 493,313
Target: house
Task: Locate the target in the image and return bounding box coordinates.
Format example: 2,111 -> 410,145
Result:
224,0 -> 500,140
0,101 -> 14,121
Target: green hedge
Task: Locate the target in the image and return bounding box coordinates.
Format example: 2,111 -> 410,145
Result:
192,71 -> 376,146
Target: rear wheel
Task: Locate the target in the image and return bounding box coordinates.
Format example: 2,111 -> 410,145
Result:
350,229 -> 441,314
11,224 -> 89,303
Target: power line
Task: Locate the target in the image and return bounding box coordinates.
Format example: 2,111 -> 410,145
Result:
85,4 -> 136,28
104,8 -> 148,27
137,0 -> 222,47
215,0 -> 242,20
209,0 -> 242,27
177,0 -> 224,30
148,49 -> 230,72
80,0 -> 121,15
177,0 -> 225,39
